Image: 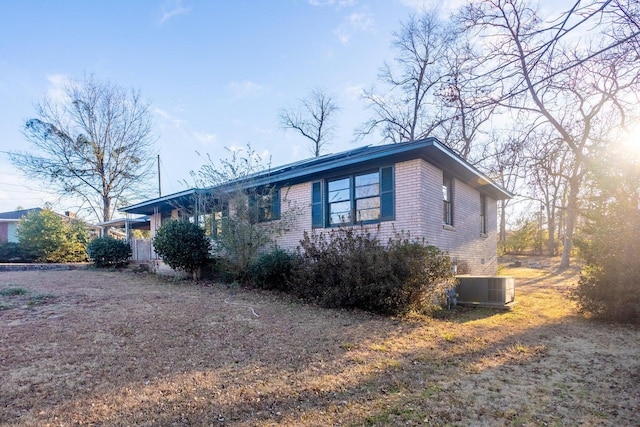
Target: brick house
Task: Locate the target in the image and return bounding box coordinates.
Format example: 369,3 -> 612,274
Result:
121,138 -> 512,274
0,208 -> 43,243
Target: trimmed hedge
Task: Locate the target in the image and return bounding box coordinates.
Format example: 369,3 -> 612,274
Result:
0,242 -> 40,263
153,220 -> 211,275
87,237 -> 132,268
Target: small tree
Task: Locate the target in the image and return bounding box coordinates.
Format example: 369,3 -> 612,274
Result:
189,145 -> 302,276
152,219 -> 211,278
17,209 -> 89,262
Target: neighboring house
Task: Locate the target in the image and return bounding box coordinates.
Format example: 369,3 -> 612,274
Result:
121,138 -> 512,274
0,208 -> 100,243
0,208 -> 43,243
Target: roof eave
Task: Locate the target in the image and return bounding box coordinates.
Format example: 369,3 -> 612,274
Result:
119,138 -> 512,215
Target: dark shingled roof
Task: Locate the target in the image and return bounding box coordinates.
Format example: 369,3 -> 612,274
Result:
121,137 -> 513,216
0,208 -> 43,220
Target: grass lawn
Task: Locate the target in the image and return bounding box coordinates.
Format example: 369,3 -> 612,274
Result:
1,259 -> 638,426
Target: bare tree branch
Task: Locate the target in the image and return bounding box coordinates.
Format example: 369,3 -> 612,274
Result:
10,74 -> 156,222
280,87 -> 339,157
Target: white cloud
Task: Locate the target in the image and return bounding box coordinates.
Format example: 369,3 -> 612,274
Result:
228,80 -> 264,98
192,131 -> 216,145
344,84 -> 365,100
308,0 -> 356,8
333,28 -> 350,44
160,0 -> 190,25
333,8 -> 375,45
154,107 -> 186,127
348,12 -> 373,32
45,74 -> 70,103
399,0 -> 466,13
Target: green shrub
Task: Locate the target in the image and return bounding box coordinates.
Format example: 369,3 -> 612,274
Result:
16,209 -> 89,262
574,208 -> 640,322
573,146 -> 640,323
201,256 -> 237,282
248,248 -> 298,291
153,219 -> 211,276
0,242 -> 40,263
289,228 -> 455,316
87,237 -> 132,268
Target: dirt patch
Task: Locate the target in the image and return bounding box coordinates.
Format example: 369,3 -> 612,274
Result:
1,265 -> 638,426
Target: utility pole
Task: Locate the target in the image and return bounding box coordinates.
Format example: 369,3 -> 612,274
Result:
157,154 -> 162,197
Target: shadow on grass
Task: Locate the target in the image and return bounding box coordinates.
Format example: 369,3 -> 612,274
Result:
3,268 -> 634,426
429,305 -> 511,323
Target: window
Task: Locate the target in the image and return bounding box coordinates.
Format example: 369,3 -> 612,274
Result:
187,200 -> 228,237
480,194 -> 487,235
250,188 -> 280,223
211,202 -> 229,237
443,176 -> 453,225
355,172 -> 381,222
315,166 -> 394,228
328,177 -> 353,225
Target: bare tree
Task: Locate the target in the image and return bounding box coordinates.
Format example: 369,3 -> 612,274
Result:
280,87 -> 339,157
358,10 -> 496,163
480,127 -> 529,245
460,0 -> 640,268
434,38 -> 498,160
188,145 -> 302,273
10,75 -> 156,222
358,11 -> 453,143
525,135 -> 573,256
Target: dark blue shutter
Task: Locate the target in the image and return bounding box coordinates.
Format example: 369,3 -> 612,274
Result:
272,188 -> 281,220
311,181 -> 323,228
380,166 -> 394,221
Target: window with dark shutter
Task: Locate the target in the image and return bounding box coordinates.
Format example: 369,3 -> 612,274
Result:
322,166 -> 394,227
250,187 -> 280,223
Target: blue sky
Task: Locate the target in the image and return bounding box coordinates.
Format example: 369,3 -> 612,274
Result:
0,0 -> 568,218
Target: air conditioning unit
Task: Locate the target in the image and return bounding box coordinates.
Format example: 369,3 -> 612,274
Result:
455,276 -> 515,309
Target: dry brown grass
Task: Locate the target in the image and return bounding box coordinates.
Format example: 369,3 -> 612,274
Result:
1,259 -> 639,426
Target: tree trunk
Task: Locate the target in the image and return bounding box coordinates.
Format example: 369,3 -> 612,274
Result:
547,205 -> 556,256
499,199 -> 507,245
103,196 -> 111,223
559,178 -> 580,269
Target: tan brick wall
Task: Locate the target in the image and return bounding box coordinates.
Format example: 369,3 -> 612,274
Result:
271,158 -> 499,275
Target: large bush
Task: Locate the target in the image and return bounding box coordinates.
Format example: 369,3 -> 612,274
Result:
17,209 -> 89,262
87,237 -> 132,268
248,248 -> 298,291
0,242 -> 40,263
573,144 -> 640,323
153,219 -> 211,276
288,228 -> 455,315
